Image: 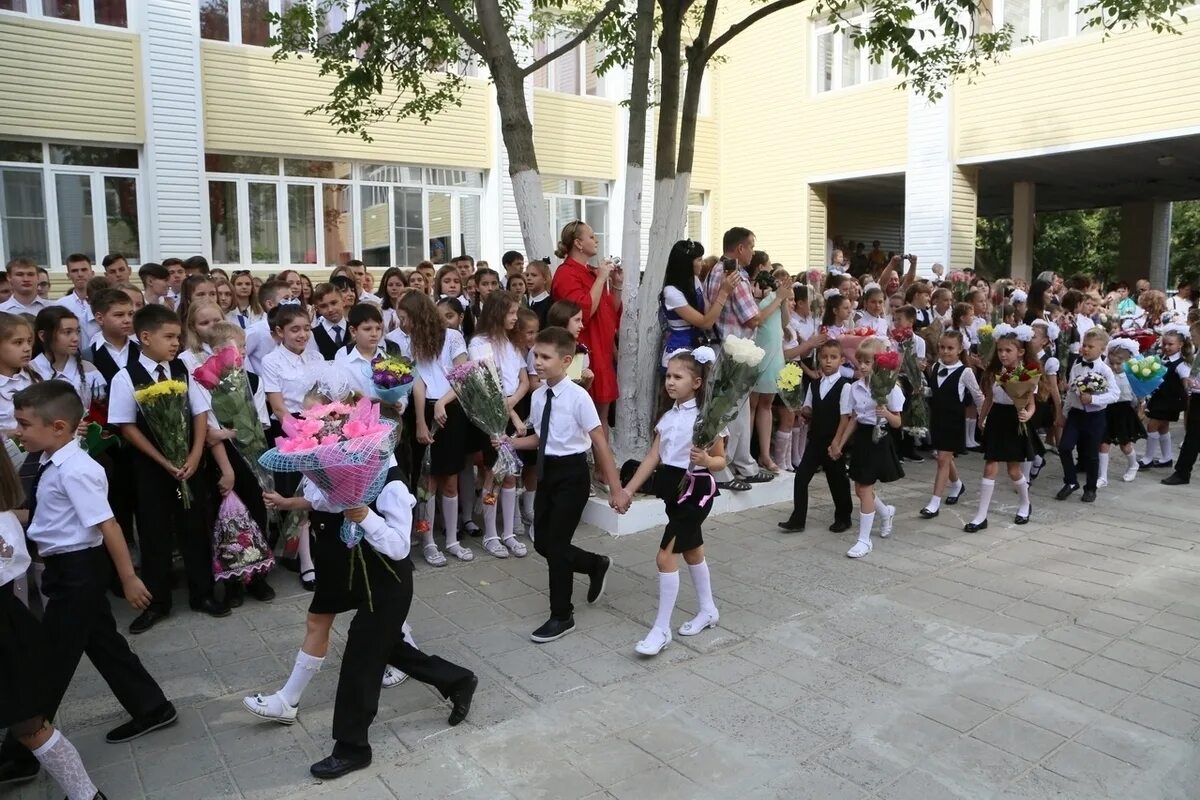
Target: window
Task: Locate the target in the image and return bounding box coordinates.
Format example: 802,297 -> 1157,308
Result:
812,11 -> 894,93
0,0 -> 127,27
204,155 -> 484,267
531,34 -> 603,97
685,191 -> 707,246
0,140 -> 142,267
993,0 -> 1097,45
542,178 -> 610,264
201,0 -> 335,45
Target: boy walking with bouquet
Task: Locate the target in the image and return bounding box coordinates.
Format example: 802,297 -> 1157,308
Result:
108,304 -> 227,634
1057,328 -> 1120,502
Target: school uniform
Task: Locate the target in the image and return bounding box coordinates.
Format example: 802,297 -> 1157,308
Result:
846,380 -> 905,486
856,312 -> 888,339
385,327 -> 411,358
1060,358 -> 1120,491
0,371 -> 34,434
108,354 -> 217,613
30,355 -> 104,406
245,318 -> 276,375
0,441 -> 170,765
1168,383 -> 1200,481
179,344 -> 213,375
312,318 -> 351,361
54,291 -> 99,347
530,378 -> 605,621
1147,354 -> 1190,422
0,511 -> 45,730
982,382 -> 1035,463
784,374 -> 852,530
333,341 -> 403,399
0,296 -> 49,316
529,291 -> 552,329
261,344 -> 326,496
227,307 -> 263,330
913,306 -> 935,332
927,361 -> 982,452
90,335 -> 140,555
303,472 -> 474,758
1106,366 -> 1146,446
90,334 -> 140,386
411,330 -> 469,477
653,399 -> 720,553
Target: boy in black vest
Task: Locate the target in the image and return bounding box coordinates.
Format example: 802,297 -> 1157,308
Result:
107,304 -> 227,634
310,282 -> 350,361
779,339 -> 853,533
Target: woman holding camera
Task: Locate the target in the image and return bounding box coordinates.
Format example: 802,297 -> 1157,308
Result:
659,239 -> 737,368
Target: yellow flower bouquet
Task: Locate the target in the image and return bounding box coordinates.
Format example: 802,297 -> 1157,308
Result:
776,362 -> 806,410
133,379 -> 194,509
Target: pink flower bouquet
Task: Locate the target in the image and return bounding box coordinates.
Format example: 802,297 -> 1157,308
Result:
447,360 -> 522,488
194,345 -> 271,488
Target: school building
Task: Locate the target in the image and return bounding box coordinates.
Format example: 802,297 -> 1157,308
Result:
0,1 -> 1196,286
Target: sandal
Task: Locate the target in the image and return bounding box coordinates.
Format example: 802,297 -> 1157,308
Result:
446,543 -> 475,562
482,538 -> 509,559
502,536 -> 528,557
719,478 -> 752,492
743,471 -> 775,484
423,544 -> 447,567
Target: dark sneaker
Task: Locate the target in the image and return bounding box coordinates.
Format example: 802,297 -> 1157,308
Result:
310,750 -> 371,780
587,556 -> 611,604
1162,473 -> 1190,486
105,702 -> 178,743
447,675 -> 478,726
530,616 -> 576,643
1055,483 -> 1079,501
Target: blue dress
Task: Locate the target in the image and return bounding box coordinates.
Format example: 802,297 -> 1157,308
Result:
754,291 -> 785,394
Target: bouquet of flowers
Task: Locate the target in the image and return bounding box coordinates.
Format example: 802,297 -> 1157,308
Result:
447,360 -> 522,490
369,353 -> 415,406
949,270 -> 971,301
1127,329 -> 1161,355
1123,354 -> 1167,398
838,325 -> 879,364
1055,319 -> 1075,364
211,492 -> 274,583
870,351 -> 901,441
776,362 -> 805,410
194,345 -> 271,488
1072,372 -> 1109,401
134,379 -> 195,508
976,324 -> 996,365
891,329 -> 929,438
413,421 -> 439,536
80,381 -> 118,458
997,362 -> 1043,435
685,337 -> 763,504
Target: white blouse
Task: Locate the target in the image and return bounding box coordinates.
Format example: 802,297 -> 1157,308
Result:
415,329 -> 467,401
468,335 -> 525,396
654,398 -> 725,469
847,380 -> 904,425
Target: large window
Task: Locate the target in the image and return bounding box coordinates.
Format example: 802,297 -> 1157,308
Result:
0,140 -> 141,267
812,11 -> 894,94
0,0 -> 127,27
542,178 -> 610,264
685,191 -> 708,246
205,155 -> 484,267
201,0 -> 351,45
531,34 -> 604,97
988,0 -> 1096,44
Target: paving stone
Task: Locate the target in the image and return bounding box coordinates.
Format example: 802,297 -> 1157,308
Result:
923,736 -> 1030,796
1114,694 -> 1200,737
971,713 -> 1066,761
1047,672 -> 1130,711
1008,691 -> 1102,737
1043,742 -> 1143,793
1102,638 -> 1179,672
607,765 -> 697,800
877,768 -> 973,800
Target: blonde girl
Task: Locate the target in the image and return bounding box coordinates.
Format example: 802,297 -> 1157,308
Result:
1099,338 -> 1145,485
180,301 -> 224,374
0,312 -> 37,437
213,275 -> 235,315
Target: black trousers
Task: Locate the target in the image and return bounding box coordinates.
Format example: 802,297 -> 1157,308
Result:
331,555 -> 473,754
133,453 -> 214,611
789,439 -> 852,527
533,453 -> 600,620
1060,408 -> 1106,490
1,546 -> 167,764
1174,395 -> 1200,478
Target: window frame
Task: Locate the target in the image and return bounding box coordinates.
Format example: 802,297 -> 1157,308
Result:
685,191 -> 708,247
0,139 -> 144,269
0,0 -> 130,29
811,10 -> 895,95
992,0 -> 1090,46
200,0 -> 355,47
530,33 -> 604,98
542,179 -> 611,264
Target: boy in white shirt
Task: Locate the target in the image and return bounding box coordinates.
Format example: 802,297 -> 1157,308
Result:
1057,328 -> 1121,502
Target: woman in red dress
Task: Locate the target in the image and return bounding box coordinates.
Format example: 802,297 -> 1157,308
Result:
550,220 -> 622,432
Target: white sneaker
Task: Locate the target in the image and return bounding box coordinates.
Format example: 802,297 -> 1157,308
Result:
502,536 -> 528,557
482,538 -> 509,559
1097,478 -> 1109,488
634,628 -> 672,656
678,610 -> 719,636
847,540 -> 872,558
446,543 -> 475,562
242,693 -> 297,725
423,544 -> 447,567
382,666 -> 408,688
879,505 -> 896,538
1123,463 -> 1139,482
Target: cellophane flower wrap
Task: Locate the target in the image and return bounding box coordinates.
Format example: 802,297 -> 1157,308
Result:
1124,355 -> 1167,398
81,381 -> 117,458
949,270 -> 971,301
838,325 -> 879,364
369,353 -> 415,406
976,324 -> 996,365
997,362 -> 1043,435
869,351 -> 901,442
776,362 -> 805,410
259,397 -> 397,548
447,360 -> 521,486
1072,372 -> 1109,400
891,328 -> 929,439
1055,319 -> 1074,364
211,492 -> 274,582
413,421 -> 440,536
194,345 -> 272,490
133,379 -> 194,509
683,335 -> 764,504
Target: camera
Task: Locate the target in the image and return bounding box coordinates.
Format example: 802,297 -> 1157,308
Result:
609,256 -> 622,268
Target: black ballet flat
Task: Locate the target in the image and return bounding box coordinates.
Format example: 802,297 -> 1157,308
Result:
300,569 -> 316,592
945,486 -> 966,506
1015,507 -> 1031,525
963,519 -> 988,533
919,507 -> 939,519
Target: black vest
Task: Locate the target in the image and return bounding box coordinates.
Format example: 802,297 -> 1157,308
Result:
810,376 -> 850,443
123,357 -> 191,450
530,295 -> 552,330
929,364 -> 966,418
91,339 -> 140,386
312,323 -> 346,361
914,307 -> 934,332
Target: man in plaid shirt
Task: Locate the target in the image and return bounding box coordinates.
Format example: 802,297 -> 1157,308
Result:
704,227 -> 774,490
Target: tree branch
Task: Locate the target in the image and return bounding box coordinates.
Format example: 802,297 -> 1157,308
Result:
705,0 -> 804,60
435,0 -> 487,55
520,0 -> 623,77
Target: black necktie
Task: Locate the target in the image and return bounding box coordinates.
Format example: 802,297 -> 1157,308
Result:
332,325 -> 343,346
27,460 -> 50,523
1081,360 -> 1094,368
237,313 -> 246,330
536,388 -> 553,480
155,364 -> 167,382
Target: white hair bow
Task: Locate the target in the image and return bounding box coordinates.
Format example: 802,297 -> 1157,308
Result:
1161,322 -> 1192,339
823,289 -> 841,300
993,323 -> 1016,339
1107,337 -> 1140,356
1010,289 -> 1028,304
1045,321 -> 1061,342
1013,324 -> 1034,342
667,346 -> 716,365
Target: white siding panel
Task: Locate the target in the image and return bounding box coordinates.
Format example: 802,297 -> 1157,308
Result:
904,91 -> 952,270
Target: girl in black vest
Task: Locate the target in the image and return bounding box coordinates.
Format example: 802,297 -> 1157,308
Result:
920,330 -> 982,518
1142,327 -> 1192,469
1026,320 -> 1063,482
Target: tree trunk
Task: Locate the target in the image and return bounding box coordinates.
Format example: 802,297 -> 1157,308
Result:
491,60 -> 554,262
615,0 -> 658,460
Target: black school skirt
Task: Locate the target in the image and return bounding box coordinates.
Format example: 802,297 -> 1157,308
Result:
1106,402 -> 1146,445
307,510 -> 410,615
0,584 -> 48,727
982,404 -> 1035,463
654,465 -> 717,553
411,399 -> 468,477
930,406 -> 965,453
848,423 -> 904,486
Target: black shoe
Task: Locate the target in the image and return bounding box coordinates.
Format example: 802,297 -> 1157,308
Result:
531,616 -> 575,643
1055,483 -> 1079,501
967,445 -> 985,453
0,758 -> 39,785
829,519 -> 852,533
310,750 -> 372,780
247,576 -> 275,603
963,519 -> 988,533
105,702 -> 178,743
300,569 -> 316,592
1029,457 -> 1045,482
463,521 -> 483,539
1162,473 -> 1190,486
190,597 -> 231,618
587,556 -> 611,604
778,518 -> 806,533
945,485 -> 966,505
1081,489 -> 1097,503
129,607 -> 170,635
447,674 -> 478,726
1157,459 -> 1174,469
919,507 -> 939,519
901,453 -> 925,464
225,582 -> 244,609
1015,507 -> 1031,525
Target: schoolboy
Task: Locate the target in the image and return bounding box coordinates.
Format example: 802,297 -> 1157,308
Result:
779,339 -> 854,534
108,304 -> 227,633
311,282 -> 350,360
0,257 -> 49,316
138,262 -> 171,307
0,382 -> 176,782
508,327 -> 627,643
245,279 -> 294,373
55,253 -> 98,345
333,304 -> 402,397
162,257 -> 186,307
101,253 -> 130,285
1056,328 -> 1120,502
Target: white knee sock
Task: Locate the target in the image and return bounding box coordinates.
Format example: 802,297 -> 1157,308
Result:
1126,449 -> 1139,473
500,487 -> 517,540
1013,476 -> 1030,516
1020,460 -> 1033,482
421,495 -> 437,548
773,432 -> 791,467
32,729 -> 98,800
947,478 -> 963,496
402,621 -> 417,649
965,419 -> 978,447
925,494 -> 942,512
688,560 -> 717,615
972,478 -> 995,525
653,571 -> 680,634
482,496 -> 498,543
858,511 -> 875,545
442,495 -> 461,548
521,489 -> 536,520
792,424 -> 807,465
1097,452 -> 1109,484
279,650 -> 324,708
458,467 -> 475,523
873,495 -> 891,516
1143,432 -> 1160,464
1162,431 -> 1174,461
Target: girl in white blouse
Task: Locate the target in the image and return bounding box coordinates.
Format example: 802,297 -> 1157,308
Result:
29,306 -> 106,407
619,349 -> 727,656
829,338 -> 904,559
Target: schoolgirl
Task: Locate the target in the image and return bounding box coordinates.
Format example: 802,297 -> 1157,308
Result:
829,338 -> 904,558
213,276 -> 235,316
1162,322 -> 1200,486
963,324 -> 1036,532
376,267 -> 407,332
29,306 -> 106,406
547,300 -> 595,388
783,284 -> 820,468
228,271 -> 264,330
1098,337 -> 1145,485
855,286 -> 889,337
950,301 -> 982,449
179,300 -> 223,373
175,273 -> 217,325
820,292 -> 855,379
919,330 -> 982,518
619,349 -> 724,655
1026,319 -> 1063,480
437,295 -> 483,540
516,306 -> 541,535
402,291 -> 471,566
1142,325 -> 1192,469
525,260 -> 553,329
0,312 -> 37,438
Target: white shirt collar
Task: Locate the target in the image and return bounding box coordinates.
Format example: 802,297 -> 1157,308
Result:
343,346 -> 382,364
41,438 -> 83,468
938,360 -> 962,370
672,398 -> 698,411
531,291 -> 550,303
138,353 -> 170,375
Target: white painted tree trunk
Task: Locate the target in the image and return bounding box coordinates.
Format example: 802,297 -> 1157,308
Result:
510,168 -> 553,263
615,164 -> 647,459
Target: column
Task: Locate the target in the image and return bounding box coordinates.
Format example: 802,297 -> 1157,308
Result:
1011,181 -> 1035,283
1118,200 -> 1172,288
903,91 -> 953,276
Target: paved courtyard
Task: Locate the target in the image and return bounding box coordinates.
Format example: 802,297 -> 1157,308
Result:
12,452 -> 1200,800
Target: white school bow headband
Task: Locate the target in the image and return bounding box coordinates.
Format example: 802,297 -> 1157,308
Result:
1107,337 -> 1140,356
1160,322 -> 1192,339
823,289 -> 841,300
667,346 -> 716,365
1010,289 -> 1028,304
993,323 -> 1034,342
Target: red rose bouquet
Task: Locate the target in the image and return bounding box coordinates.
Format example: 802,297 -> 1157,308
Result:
869,351 -> 901,441
997,362 -> 1043,435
